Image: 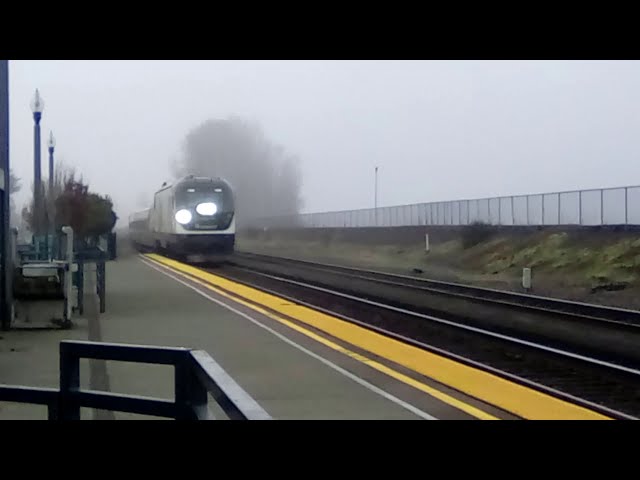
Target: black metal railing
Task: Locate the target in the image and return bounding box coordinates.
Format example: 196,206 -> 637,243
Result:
72,259 -> 106,315
0,340 -> 272,420
96,261 -> 106,313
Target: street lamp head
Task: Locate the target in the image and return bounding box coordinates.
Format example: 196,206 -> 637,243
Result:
30,89 -> 44,114
48,131 -> 56,149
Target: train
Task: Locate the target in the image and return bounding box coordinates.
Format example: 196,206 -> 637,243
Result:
129,175 -> 236,263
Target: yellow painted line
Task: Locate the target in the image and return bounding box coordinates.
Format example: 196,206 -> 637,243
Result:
145,253 -> 611,420
142,255 -> 497,420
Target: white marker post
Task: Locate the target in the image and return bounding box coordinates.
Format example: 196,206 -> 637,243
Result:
62,226 -> 74,322
522,267 -> 532,292
425,234 -> 430,253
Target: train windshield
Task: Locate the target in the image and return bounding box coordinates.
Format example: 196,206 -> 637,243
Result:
175,184 -> 233,212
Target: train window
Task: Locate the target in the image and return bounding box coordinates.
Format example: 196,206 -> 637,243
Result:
175,183 -> 234,211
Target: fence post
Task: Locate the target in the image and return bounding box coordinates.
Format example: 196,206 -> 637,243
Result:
61,226 -> 74,322
97,261 -> 105,314
625,187 -> 629,224
488,199 -> 492,225
175,356 -> 209,420
601,189 -> 604,225
77,261 -> 84,315
511,196 -> 515,225
579,191 -> 583,225
59,343 -> 80,420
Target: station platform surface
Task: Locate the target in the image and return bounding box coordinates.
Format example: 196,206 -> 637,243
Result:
99,250 -> 500,420
1,244 -> 614,420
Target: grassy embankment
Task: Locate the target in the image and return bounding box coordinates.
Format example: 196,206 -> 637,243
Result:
237,224 -> 640,310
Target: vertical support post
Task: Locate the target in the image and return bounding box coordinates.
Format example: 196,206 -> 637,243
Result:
526,195 -> 530,225
33,114 -> 42,237
77,260 -> 84,315
625,187 -> 629,225
0,60 -> 10,330
600,189 -> 604,225
579,190 -> 583,225
374,166 -> 378,227
511,196 -> 515,225
558,193 -> 561,225
10,227 -> 17,267
175,356 -> 208,420
62,226 -> 73,322
59,343 -> 80,420
97,261 -> 105,313
48,144 -> 54,196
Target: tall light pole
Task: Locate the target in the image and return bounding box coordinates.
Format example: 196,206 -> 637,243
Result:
374,166 -> 378,226
48,131 -> 55,193
30,89 -> 44,236
0,60 -> 10,329
47,131 -> 56,257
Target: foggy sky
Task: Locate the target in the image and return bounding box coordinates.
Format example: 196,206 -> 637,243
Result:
8,60 -> 640,225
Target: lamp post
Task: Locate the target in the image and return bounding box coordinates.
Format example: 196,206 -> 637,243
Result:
374,166 -> 378,226
0,60 -> 10,329
48,131 -> 55,193
47,131 -> 56,257
30,89 -> 44,236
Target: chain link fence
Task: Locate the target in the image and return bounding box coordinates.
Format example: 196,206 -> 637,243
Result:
250,185 -> 640,229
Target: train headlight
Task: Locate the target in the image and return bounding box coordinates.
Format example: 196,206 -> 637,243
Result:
175,209 -> 192,225
196,202 -> 217,216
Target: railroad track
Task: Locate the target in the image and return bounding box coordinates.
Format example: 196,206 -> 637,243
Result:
234,251 -> 640,327
200,251 -> 640,419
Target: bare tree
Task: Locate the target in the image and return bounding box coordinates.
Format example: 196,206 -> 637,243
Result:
172,116 -> 304,227
22,161 -> 79,234
9,169 -> 21,195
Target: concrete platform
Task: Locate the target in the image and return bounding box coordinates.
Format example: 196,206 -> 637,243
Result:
97,249 -> 517,420
1,245 -> 515,420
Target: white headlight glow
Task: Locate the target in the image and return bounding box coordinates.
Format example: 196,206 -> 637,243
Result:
175,209 -> 192,224
196,202 -> 217,216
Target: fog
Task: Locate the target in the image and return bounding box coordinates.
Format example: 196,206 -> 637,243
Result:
8,60 -> 640,227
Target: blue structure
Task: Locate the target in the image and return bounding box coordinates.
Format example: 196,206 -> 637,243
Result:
48,131 -> 55,193
31,89 -> 44,236
0,60 -> 10,330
